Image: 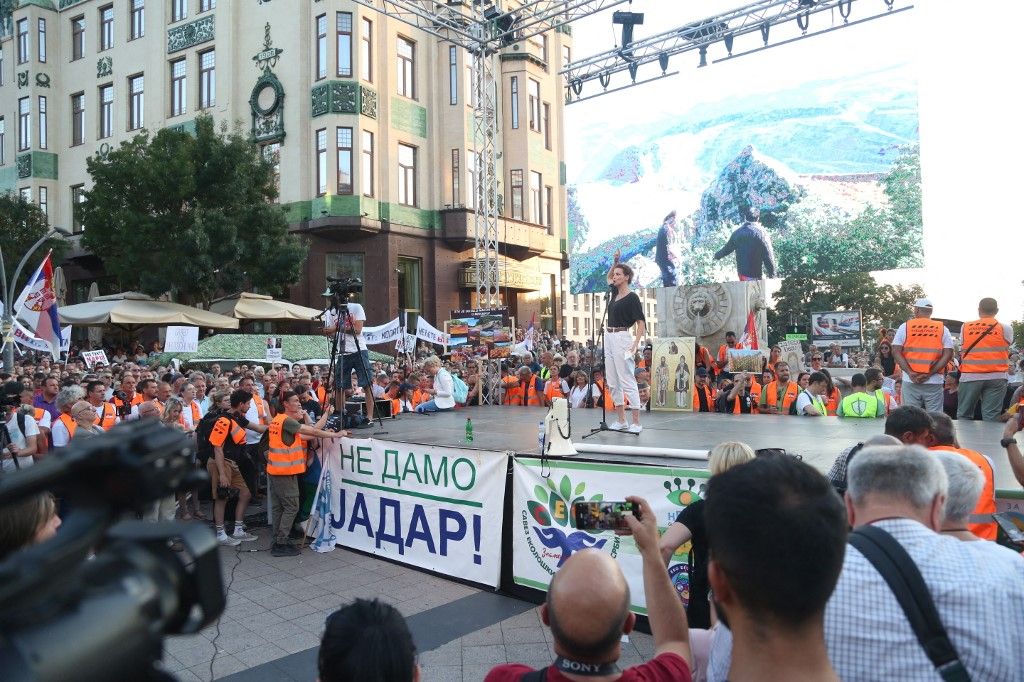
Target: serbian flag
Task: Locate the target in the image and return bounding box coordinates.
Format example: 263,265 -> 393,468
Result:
740,310 -> 759,351
524,312 -> 536,352
13,251 -> 62,359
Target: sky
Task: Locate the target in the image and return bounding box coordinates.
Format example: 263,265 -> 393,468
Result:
566,1 -> 1024,323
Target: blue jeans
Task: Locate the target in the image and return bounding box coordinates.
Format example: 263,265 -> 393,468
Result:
336,350 -> 371,388
416,400 -> 452,414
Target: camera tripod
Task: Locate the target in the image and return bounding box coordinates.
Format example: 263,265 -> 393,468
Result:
324,296 -> 387,436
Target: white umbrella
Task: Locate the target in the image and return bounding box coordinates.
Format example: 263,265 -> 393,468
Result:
59,291 -> 240,329
209,292 -> 322,322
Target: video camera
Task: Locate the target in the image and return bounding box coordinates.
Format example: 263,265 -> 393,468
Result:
0,421 -> 225,681
0,381 -> 21,410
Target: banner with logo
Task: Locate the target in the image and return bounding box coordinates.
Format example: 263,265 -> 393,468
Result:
513,457 -> 710,613
308,437 -> 509,587
362,317 -> 403,346
811,310 -> 862,347
14,320 -> 71,354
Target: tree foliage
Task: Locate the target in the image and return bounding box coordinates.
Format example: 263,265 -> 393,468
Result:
0,192 -> 66,296
767,272 -> 925,346
79,116 -> 307,305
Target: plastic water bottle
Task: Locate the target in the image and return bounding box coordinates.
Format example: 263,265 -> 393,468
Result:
538,420 -> 546,453
465,418 -> 474,443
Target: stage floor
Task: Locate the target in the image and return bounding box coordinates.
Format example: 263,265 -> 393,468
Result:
360,406 -> 1023,493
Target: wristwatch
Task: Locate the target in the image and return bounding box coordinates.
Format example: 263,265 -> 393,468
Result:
1000,437 -> 1017,448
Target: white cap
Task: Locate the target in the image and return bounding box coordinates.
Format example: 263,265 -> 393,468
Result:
913,297 -> 933,309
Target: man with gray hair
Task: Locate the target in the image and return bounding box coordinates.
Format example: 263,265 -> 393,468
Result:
49,385 -> 86,449
708,444 -> 1024,681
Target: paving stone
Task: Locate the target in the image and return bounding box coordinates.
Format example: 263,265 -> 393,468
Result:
168,641 -> 216,668
234,643 -> 289,667
420,665 -> 463,682
462,644 -> 507,666
501,627 -> 547,645
503,642 -> 554,664
418,639 -> 463,666
250,619 -> 307,642
276,632 -> 321,655
188,653 -> 247,681
460,624 -> 503,646
463,663 -> 500,681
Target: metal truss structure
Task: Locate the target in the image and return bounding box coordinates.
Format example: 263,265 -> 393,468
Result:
562,0 -> 915,103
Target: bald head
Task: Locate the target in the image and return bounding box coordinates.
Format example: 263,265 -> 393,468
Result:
545,550 -> 632,662
137,401 -> 161,419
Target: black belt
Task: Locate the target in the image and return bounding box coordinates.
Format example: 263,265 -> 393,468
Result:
606,327 -> 630,332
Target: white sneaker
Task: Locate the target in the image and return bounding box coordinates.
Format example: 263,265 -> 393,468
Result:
218,533 -> 241,547
608,421 -> 626,431
231,530 -> 257,542
628,423 -> 643,434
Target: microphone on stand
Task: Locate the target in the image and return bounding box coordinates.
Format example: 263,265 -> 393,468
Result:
606,283 -> 616,299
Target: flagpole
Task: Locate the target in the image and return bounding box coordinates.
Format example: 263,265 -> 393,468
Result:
2,237 -> 58,372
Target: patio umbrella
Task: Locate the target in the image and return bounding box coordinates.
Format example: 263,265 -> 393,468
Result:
209,292 -> 322,322
59,291 -> 239,329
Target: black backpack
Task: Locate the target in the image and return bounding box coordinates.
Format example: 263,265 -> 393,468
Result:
195,411 -> 225,465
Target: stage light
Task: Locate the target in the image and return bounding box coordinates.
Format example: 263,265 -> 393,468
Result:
760,22 -> 770,45
724,33 -> 734,56
599,72 -> 611,89
839,0 -> 852,22
570,78 -> 583,97
628,63 -> 639,82
658,52 -> 669,74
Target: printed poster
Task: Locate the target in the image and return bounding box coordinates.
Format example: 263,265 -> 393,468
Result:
651,336 -> 695,411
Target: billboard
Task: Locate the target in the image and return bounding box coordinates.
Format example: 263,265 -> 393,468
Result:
811,310 -> 862,348
567,8 -> 922,293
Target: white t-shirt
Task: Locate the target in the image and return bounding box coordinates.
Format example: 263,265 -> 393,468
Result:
893,321 -> 955,385
34,410 -> 52,431
795,390 -> 825,416
51,416 -> 72,447
244,396 -> 265,445
324,303 -> 367,354
568,385 -> 590,408
3,412 -> 40,472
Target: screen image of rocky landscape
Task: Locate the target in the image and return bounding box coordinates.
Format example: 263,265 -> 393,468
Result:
566,62 -> 922,294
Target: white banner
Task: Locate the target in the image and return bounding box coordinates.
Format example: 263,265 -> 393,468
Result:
362,317 -> 403,346
308,438 -> 509,587
415,317 -> 449,346
512,457 -> 710,613
14,321 -> 71,353
164,325 -> 200,353
82,349 -> 110,368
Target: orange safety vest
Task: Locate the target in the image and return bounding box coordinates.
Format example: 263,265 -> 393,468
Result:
391,397 -> 401,415
930,445 -> 997,540
113,393 -> 144,409
825,386 -> 841,416
412,389 -> 429,408
959,317 -> 1009,374
58,413 -> 77,439
96,402 -> 117,430
33,408 -> 49,452
266,413 -> 307,476
251,394 -> 269,425
693,384 -> 714,411
901,318 -> 945,374
209,415 -> 246,452
185,400 -> 201,427
543,378 -> 564,403
508,377 -> 544,406
717,342 -> 744,364
762,380 -> 799,412
316,385 -> 328,405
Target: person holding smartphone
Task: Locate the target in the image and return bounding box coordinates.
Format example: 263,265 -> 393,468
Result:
605,262 -> 647,433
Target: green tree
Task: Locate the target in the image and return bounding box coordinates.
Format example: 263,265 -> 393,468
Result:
768,272 -> 924,346
0,192 -> 66,295
79,116 -> 307,305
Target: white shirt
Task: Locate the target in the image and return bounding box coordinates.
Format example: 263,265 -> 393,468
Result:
893,320 -> 955,385
34,409 -> 52,431
959,321 -> 1013,382
707,518 -> 1024,682
568,385 -> 590,409
244,395 -> 266,445
181,400 -> 204,430
50,415 -> 72,448
432,369 -> 456,409
794,390 -> 824,416
3,412 -> 39,471
324,302 -> 367,354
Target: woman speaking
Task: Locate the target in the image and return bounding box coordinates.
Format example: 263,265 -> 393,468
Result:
605,262 -> 647,433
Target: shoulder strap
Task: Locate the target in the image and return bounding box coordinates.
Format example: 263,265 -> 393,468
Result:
848,526 -> 971,682
519,668 -> 548,682
960,322 -> 999,360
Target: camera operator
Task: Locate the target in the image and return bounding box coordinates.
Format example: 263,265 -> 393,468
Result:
2,382 -> 40,473
322,289 -> 374,425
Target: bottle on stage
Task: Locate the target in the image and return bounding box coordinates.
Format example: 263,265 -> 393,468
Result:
465,418 -> 474,443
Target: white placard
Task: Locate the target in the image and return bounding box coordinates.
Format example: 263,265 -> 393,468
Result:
164,325 -> 200,353
415,317 -> 449,346
82,349 -> 110,368
266,337 -> 283,362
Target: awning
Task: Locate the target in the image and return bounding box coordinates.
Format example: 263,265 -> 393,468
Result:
59,291 -> 240,329
209,292 -> 323,321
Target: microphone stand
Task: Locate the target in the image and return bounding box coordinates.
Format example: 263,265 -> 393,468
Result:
582,284 -> 638,439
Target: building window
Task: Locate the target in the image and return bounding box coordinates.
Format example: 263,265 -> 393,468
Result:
20,187 -> 31,202
543,102 -> 551,150
18,97 -> 30,151
360,18 -> 372,82
510,76 -> 519,129
573,294 -> 578,311
572,318 -> 579,336
171,0 -> 187,23
451,149 -> 460,205
37,18 -> 46,63
315,14 -> 327,81
336,127 -> 353,195
99,5 -> 114,51
562,45 -> 571,70
545,186 -> 554,232
466,150 -> 478,210
326,253 -> 364,304
361,130 -> 374,197
510,169 -> 524,220
316,128 -> 327,196
397,256 -> 422,323
129,74 -> 144,130
584,295 -> 590,312
397,143 -> 416,206
199,50 -> 215,109
72,16 -> 85,61
336,12 -> 352,78
170,58 -> 186,116
38,96 -> 47,149
38,186 -> 48,216
131,0 -> 145,40
71,93 -> 85,146
448,46 -> 458,105
262,143 -> 281,199
396,36 -> 415,98
0,47 -> 5,86
99,84 -> 113,139
530,171 -> 542,224
528,79 -> 541,131
541,34 -> 549,64
584,317 -> 591,336
0,118 -> 5,165
200,0 -> 215,11
16,19 -> 28,64
72,184 -> 86,232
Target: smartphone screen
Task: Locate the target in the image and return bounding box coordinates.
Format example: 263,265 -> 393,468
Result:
572,501 -> 638,531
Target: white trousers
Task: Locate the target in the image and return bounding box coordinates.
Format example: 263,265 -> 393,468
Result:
604,330 -> 640,409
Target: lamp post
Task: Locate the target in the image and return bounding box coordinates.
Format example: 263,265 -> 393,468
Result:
0,226 -> 72,372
